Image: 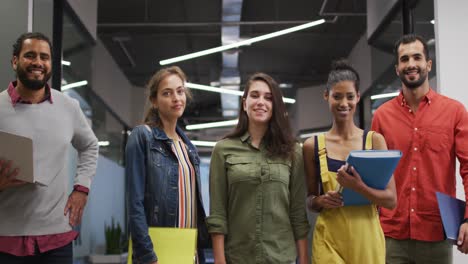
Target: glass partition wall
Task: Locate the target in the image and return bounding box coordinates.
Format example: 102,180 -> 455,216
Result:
61,6 -> 129,166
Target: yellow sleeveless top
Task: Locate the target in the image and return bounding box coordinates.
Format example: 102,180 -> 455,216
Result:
312,131 -> 385,264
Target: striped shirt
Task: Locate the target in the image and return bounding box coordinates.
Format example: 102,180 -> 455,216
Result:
171,138 -> 197,228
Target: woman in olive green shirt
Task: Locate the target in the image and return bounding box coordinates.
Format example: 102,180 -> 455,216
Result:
206,73 -> 310,264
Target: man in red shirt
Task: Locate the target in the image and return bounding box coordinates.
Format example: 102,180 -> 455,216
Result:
372,34 -> 468,263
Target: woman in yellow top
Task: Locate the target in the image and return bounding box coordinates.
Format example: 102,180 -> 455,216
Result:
303,60 -> 397,264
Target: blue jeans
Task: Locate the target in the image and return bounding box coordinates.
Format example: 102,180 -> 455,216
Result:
0,242 -> 72,264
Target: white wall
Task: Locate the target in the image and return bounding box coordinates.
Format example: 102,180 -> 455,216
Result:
434,1 -> 468,106
434,0 -> 468,262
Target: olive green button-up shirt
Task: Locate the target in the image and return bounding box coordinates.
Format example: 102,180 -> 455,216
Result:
206,133 -> 309,264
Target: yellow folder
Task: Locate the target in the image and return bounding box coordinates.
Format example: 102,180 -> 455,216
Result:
127,227 -> 197,264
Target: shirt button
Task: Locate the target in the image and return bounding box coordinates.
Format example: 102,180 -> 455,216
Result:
411,208 -> 415,212
414,147 -> 418,151
413,167 -> 417,171
414,127 -> 418,131
409,109 -> 412,113
412,187 -> 416,191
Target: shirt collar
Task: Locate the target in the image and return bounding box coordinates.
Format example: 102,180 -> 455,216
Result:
240,131 -> 266,151
397,87 -> 435,107
7,81 -> 53,106
240,132 -> 250,143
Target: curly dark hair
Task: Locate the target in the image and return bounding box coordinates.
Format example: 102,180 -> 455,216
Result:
326,59 -> 360,93
12,32 -> 53,58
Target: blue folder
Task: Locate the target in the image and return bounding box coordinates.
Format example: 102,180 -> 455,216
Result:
436,192 -> 466,242
341,150 -> 402,206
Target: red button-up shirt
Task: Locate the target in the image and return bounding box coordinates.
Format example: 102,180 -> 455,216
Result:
372,89 -> 468,241
0,82 -> 89,256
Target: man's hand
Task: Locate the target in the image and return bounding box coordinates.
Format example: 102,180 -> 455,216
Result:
64,191 -> 88,227
0,159 -> 26,191
457,222 -> 468,254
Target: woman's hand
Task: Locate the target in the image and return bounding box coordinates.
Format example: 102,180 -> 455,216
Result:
212,233 -> 227,264
316,191 -> 343,209
336,164 -> 365,192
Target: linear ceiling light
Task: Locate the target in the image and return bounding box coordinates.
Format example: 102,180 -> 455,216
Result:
62,60 -> 71,66
98,141 -> 110,147
185,82 -> 296,104
191,140 -> 217,147
187,82 -> 243,96
370,92 -> 399,100
159,19 -> 326,65
186,119 -> 238,130
61,80 -> 88,91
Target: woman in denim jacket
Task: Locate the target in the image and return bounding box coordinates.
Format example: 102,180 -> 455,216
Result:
126,66 -> 208,264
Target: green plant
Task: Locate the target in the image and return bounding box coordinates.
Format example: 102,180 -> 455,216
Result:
104,218 -> 123,254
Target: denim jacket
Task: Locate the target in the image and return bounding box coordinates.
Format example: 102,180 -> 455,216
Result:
126,125 -> 208,264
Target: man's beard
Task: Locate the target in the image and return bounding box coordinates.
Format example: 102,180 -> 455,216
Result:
16,65 -> 51,91
399,68 -> 427,90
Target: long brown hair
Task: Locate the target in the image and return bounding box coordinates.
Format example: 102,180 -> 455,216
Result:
225,73 -> 296,160
143,66 -> 192,127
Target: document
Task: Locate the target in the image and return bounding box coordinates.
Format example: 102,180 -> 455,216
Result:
338,150 -> 402,206
436,192 -> 466,243
0,130 -> 34,183
128,227 -> 197,264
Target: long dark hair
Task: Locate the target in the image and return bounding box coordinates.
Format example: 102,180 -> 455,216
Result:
225,73 -> 296,160
143,66 -> 192,127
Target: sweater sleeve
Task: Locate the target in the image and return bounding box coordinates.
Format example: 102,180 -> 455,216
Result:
70,99 -> 99,189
